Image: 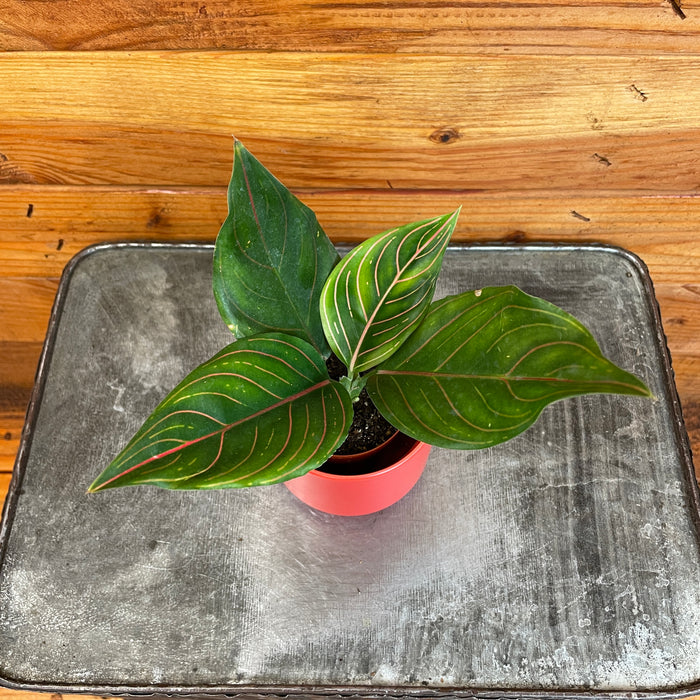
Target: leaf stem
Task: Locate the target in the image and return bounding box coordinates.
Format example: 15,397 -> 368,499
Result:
340,372 -> 368,402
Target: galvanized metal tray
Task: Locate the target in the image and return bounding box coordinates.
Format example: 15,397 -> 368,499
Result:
1,242 -> 698,699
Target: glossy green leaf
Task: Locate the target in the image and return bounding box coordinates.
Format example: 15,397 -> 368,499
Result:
89,334 -> 352,491
367,286 -> 651,449
213,141 -> 339,356
319,210 -> 459,374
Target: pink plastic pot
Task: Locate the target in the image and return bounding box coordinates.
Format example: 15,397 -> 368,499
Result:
285,433 -> 432,516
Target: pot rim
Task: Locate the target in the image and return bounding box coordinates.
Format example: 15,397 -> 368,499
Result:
329,428 -> 400,463
309,436 -> 424,482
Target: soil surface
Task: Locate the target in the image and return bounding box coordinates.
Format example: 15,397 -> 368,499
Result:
326,354 -> 397,455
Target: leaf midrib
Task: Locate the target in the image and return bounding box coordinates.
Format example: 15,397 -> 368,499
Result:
348,215 -> 452,372
239,157 -> 324,353
374,369 -> 647,393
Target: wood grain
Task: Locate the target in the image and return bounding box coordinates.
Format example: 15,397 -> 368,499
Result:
0,471 -> 11,497
0,0 -> 696,54
0,692 -> 104,700
5,123 -> 700,192
2,53 -> 700,190
0,341 -> 43,415
0,278 -> 58,341
1,186 -> 699,278
0,416 -> 23,473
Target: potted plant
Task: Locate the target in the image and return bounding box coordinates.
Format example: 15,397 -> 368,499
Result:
88,141 -> 650,515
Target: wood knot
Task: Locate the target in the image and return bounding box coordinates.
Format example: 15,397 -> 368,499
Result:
504,230 -> 528,243
430,127 -> 461,145
147,208 -> 167,228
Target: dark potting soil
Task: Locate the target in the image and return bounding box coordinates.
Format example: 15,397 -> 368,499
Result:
335,389 -> 397,455
325,353 -> 397,456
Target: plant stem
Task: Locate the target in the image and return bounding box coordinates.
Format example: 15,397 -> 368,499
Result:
340,372 -> 368,402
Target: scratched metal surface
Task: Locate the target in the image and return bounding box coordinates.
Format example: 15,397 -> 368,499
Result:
0,243 -> 698,698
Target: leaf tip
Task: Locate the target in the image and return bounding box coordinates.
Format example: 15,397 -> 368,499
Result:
638,382 -> 654,400
616,365 -> 653,399
87,471 -> 113,493
445,205 -> 462,227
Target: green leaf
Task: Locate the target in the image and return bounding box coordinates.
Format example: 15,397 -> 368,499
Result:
213,141 -> 339,356
366,286 -> 651,449
319,210 -> 459,374
89,334 -> 352,491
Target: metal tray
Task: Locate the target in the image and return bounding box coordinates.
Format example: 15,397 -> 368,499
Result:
0,242 -> 698,699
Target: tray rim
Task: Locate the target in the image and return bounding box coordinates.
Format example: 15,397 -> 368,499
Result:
0,240 -> 698,700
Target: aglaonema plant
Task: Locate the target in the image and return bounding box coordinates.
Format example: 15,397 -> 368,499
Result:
88,141 -> 650,493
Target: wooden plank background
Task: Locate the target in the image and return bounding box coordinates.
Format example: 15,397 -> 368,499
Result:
0,0 -> 696,53
0,1 -> 698,698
